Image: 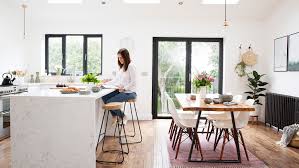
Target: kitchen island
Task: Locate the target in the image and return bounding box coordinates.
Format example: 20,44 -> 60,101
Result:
10,85 -> 115,168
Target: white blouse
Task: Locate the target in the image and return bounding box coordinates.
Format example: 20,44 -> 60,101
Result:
107,63 -> 137,93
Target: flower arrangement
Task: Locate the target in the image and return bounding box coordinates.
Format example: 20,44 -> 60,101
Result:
54,65 -> 62,75
192,71 -> 215,88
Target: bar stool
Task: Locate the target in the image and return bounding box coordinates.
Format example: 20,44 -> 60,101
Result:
114,99 -> 142,144
96,102 -> 129,164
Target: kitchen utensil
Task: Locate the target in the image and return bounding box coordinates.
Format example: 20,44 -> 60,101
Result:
220,95 -> 233,103
91,86 -> 101,93
1,73 -> 15,86
213,98 -> 222,104
204,98 -> 213,104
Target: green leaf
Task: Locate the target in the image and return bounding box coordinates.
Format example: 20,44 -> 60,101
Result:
253,71 -> 260,80
258,82 -> 268,86
247,96 -> 253,99
258,94 -> 266,97
247,85 -> 255,91
244,91 -> 254,94
256,88 -> 267,93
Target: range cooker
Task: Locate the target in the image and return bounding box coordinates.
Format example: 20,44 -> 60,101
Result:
0,85 -> 28,141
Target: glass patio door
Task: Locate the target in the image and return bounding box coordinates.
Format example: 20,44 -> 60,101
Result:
191,42 -> 222,93
155,40 -> 187,118
153,38 -> 223,119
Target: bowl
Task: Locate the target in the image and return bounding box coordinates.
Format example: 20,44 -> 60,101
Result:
190,94 -> 196,100
91,86 -> 101,93
213,98 -> 222,104
204,98 -> 212,104
220,95 -> 233,103
79,90 -> 91,95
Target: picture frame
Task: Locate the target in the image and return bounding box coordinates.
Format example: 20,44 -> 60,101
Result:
274,36 -> 288,72
288,32 -> 299,71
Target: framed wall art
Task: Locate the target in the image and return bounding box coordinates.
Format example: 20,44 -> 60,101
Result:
288,32 -> 299,71
274,36 -> 288,72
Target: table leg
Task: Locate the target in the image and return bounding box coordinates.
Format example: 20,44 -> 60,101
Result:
188,111 -> 202,162
187,111 -> 242,163
230,111 -> 241,163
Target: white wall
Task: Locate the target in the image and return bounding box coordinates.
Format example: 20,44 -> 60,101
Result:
0,1 -> 25,75
3,1 -> 267,120
262,0 -> 299,96
257,0 -> 299,121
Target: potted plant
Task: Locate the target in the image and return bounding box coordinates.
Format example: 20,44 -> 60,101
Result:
192,71 -> 215,98
244,70 -> 268,116
80,73 -> 100,84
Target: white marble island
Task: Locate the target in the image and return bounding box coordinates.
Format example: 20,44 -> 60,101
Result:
10,85 -> 115,168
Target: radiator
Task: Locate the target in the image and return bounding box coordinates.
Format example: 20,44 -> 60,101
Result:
265,92 -> 299,131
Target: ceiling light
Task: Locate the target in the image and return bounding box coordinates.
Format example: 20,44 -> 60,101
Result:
123,0 -> 160,4
201,0 -> 240,4
48,0 -> 83,4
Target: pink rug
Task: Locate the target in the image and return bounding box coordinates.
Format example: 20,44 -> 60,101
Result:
168,134 -> 268,168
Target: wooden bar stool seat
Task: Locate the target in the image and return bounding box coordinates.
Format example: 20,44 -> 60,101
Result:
103,102 -> 123,111
127,99 -> 136,103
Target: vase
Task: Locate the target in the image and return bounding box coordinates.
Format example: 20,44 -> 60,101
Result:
195,86 -> 208,98
35,72 -> 40,83
250,104 -> 260,117
30,74 -> 35,83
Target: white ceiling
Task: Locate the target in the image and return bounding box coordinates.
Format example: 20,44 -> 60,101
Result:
6,0 -> 281,21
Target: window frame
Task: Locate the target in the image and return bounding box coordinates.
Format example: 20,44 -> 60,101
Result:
45,34 -> 103,76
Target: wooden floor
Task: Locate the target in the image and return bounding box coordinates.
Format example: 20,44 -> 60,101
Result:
1,120 -> 299,168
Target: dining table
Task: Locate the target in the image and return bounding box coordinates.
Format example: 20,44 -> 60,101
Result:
175,93 -> 255,163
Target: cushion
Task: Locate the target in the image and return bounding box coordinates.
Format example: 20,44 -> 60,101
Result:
289,133 -> 299,148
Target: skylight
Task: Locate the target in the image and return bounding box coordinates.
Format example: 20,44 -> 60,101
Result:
123,0 -> 160,4
201,0 -> 240,4
48,0 -> 83,4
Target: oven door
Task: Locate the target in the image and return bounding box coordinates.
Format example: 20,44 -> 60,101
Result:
0,96 -> 10,141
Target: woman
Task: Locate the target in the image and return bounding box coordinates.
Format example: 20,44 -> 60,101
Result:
101,48 -> 137,123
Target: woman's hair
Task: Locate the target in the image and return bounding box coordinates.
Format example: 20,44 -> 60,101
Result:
117,48 -> 131,71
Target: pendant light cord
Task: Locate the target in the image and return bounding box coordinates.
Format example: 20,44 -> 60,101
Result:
225,0 -> 227,22
23,6 -> 26,39
22,4 -> 27,39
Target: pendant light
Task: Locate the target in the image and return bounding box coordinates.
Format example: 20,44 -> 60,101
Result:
21,1 -> 28,39
224,0 -> 229,27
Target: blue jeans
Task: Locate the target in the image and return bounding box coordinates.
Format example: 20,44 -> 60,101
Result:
102,90 -> 137,117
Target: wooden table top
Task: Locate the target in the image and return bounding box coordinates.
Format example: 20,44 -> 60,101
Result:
175,93 -> 255,112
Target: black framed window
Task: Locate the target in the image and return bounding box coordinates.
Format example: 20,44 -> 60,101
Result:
45,34 -> 103,76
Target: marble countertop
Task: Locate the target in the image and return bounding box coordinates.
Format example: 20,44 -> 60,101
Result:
11,86 -> 115,99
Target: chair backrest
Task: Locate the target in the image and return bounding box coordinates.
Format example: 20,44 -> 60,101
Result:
236,99 -> 255,128
165,94 -> 185,128
225,94 -> 243,118
232,95 -> 243,103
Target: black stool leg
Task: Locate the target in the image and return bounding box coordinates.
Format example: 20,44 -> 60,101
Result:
96,110 -> 107,152
96,110 -> 129,164
119,102 -> 143,144
119,116 -> 130,153
101,108 -> 110,153
113,102 -> 127,137
128,103 -> 137,137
